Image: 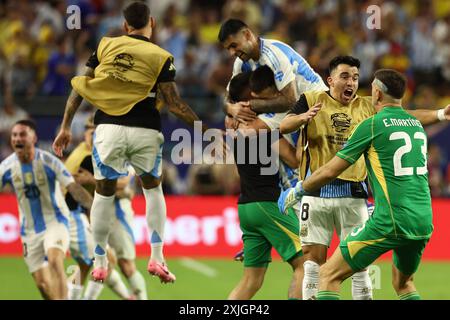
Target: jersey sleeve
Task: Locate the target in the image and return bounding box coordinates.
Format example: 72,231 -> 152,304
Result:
47,154 -> 75,187
157,57 -> 176,82
86,49 -> 100,69
262,49 -> 295,91
288,94 -> 309,115
0,162 -> 12,189
336,117 -> 374,164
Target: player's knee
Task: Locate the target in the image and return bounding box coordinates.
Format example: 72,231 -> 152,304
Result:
96,179 -> 117,196
140,175 -> 161,189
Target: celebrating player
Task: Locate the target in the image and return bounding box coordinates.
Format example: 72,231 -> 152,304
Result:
283,69 -> 434,300
52,1 -> 207,283
279,56 -> 450,299
225,72 -> 305,300
0,120 -> 93,299
219,18 -> 327,128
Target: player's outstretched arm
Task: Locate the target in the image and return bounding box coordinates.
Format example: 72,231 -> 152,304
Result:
302,156 -> 351,192
280,103 -> 322,134
223,92 -> 257,124
158,81 -> 207,132
277,137 -> 299,169
67,182 -> 93,213
249,80 -> 298,113
53,67 -> 94,157
407,104 -> 450,125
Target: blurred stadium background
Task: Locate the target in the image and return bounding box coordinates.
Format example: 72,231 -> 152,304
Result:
0,0 -> 449,299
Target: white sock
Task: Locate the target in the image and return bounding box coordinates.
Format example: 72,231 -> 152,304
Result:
142,185 -> 166,263
67,282 -> 83,300
91,192 -> 115,267
352,270 -> 373,300
106,269 -> 131,300
303,260 -> 320,300
83,280 -> 104,300
128,271 -> 148,300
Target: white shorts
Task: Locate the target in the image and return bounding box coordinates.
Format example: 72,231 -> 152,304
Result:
92,124 -> 163,180
258,112 -> 287,130
69,209 -> 95,266
108,198 -> 136,260
21,222 -> 70,273
299,196 -> 369,246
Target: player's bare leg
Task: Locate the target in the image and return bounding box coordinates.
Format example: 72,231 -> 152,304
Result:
317,247 -> 354,300
118,258 -> 147,300
287,254 -> 305,299
301,244 -> 327,299
32,267 -> 54,300
228,267 -> 267,300
91,179 -> 117,281
140,175 -> 175,283
392,265 -> 420,300
47,247 -> 68,299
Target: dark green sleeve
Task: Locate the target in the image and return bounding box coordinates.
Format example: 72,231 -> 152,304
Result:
336,117 -> 374,164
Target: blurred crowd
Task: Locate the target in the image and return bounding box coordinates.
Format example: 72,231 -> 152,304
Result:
0,0 -> 449,196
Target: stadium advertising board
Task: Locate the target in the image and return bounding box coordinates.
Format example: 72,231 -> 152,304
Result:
1,194 -> 449,260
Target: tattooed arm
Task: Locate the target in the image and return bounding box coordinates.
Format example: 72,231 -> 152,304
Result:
52,67 -> 94,156
249,80 -> 298,113
66,182 -> 93,212
158,81 -> 208,132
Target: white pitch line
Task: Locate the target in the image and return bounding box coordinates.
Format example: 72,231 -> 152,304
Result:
179,257 -> 218,278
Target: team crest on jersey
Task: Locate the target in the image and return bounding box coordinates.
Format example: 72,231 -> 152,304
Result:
24,172 -> 34,185
331,113 -> 351,133
113,53 -> 134,72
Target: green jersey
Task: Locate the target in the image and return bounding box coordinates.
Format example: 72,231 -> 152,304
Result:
337,106 -> 433,239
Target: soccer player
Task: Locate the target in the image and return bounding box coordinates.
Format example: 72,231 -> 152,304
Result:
218,18 -> 327,129
0,120 -> 93,300
52,1 -> 207,283
283,69 -> 434,300
225,71 -> 309,300
64,118 -> 136,300
229,65 -> 319,266
279,56 -> 450,300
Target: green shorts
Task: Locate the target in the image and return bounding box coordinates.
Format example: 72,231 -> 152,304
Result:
340,221 -> 430,275
238,201 -> 303,268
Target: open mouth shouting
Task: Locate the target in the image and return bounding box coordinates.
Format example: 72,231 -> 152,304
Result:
343,88 -> 354,99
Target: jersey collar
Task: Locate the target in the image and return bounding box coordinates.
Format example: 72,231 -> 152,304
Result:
127,34 -> 150,42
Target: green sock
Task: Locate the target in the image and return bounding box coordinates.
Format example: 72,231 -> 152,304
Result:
399,292 -> 421,300
317,291 -> 340,300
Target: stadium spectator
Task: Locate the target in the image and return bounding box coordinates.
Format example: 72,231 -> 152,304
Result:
41,35 -> 76,96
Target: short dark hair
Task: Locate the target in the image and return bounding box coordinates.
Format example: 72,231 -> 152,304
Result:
373,69 -> 407,99
123,1 -> 150,29
249,65 -> 275,93
13,119 -> 37,132
218,19 -> 248,43
328,56 -> 361,75
229,71 -> 252,102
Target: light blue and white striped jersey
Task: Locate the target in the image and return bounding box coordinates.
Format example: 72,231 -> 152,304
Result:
231,38 -> 328,94
0,148 -> 75,236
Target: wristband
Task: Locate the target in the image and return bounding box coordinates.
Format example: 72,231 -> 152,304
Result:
437,109 -> 446,121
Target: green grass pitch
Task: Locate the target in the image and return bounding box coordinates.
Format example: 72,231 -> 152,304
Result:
0,257 -> 448,300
